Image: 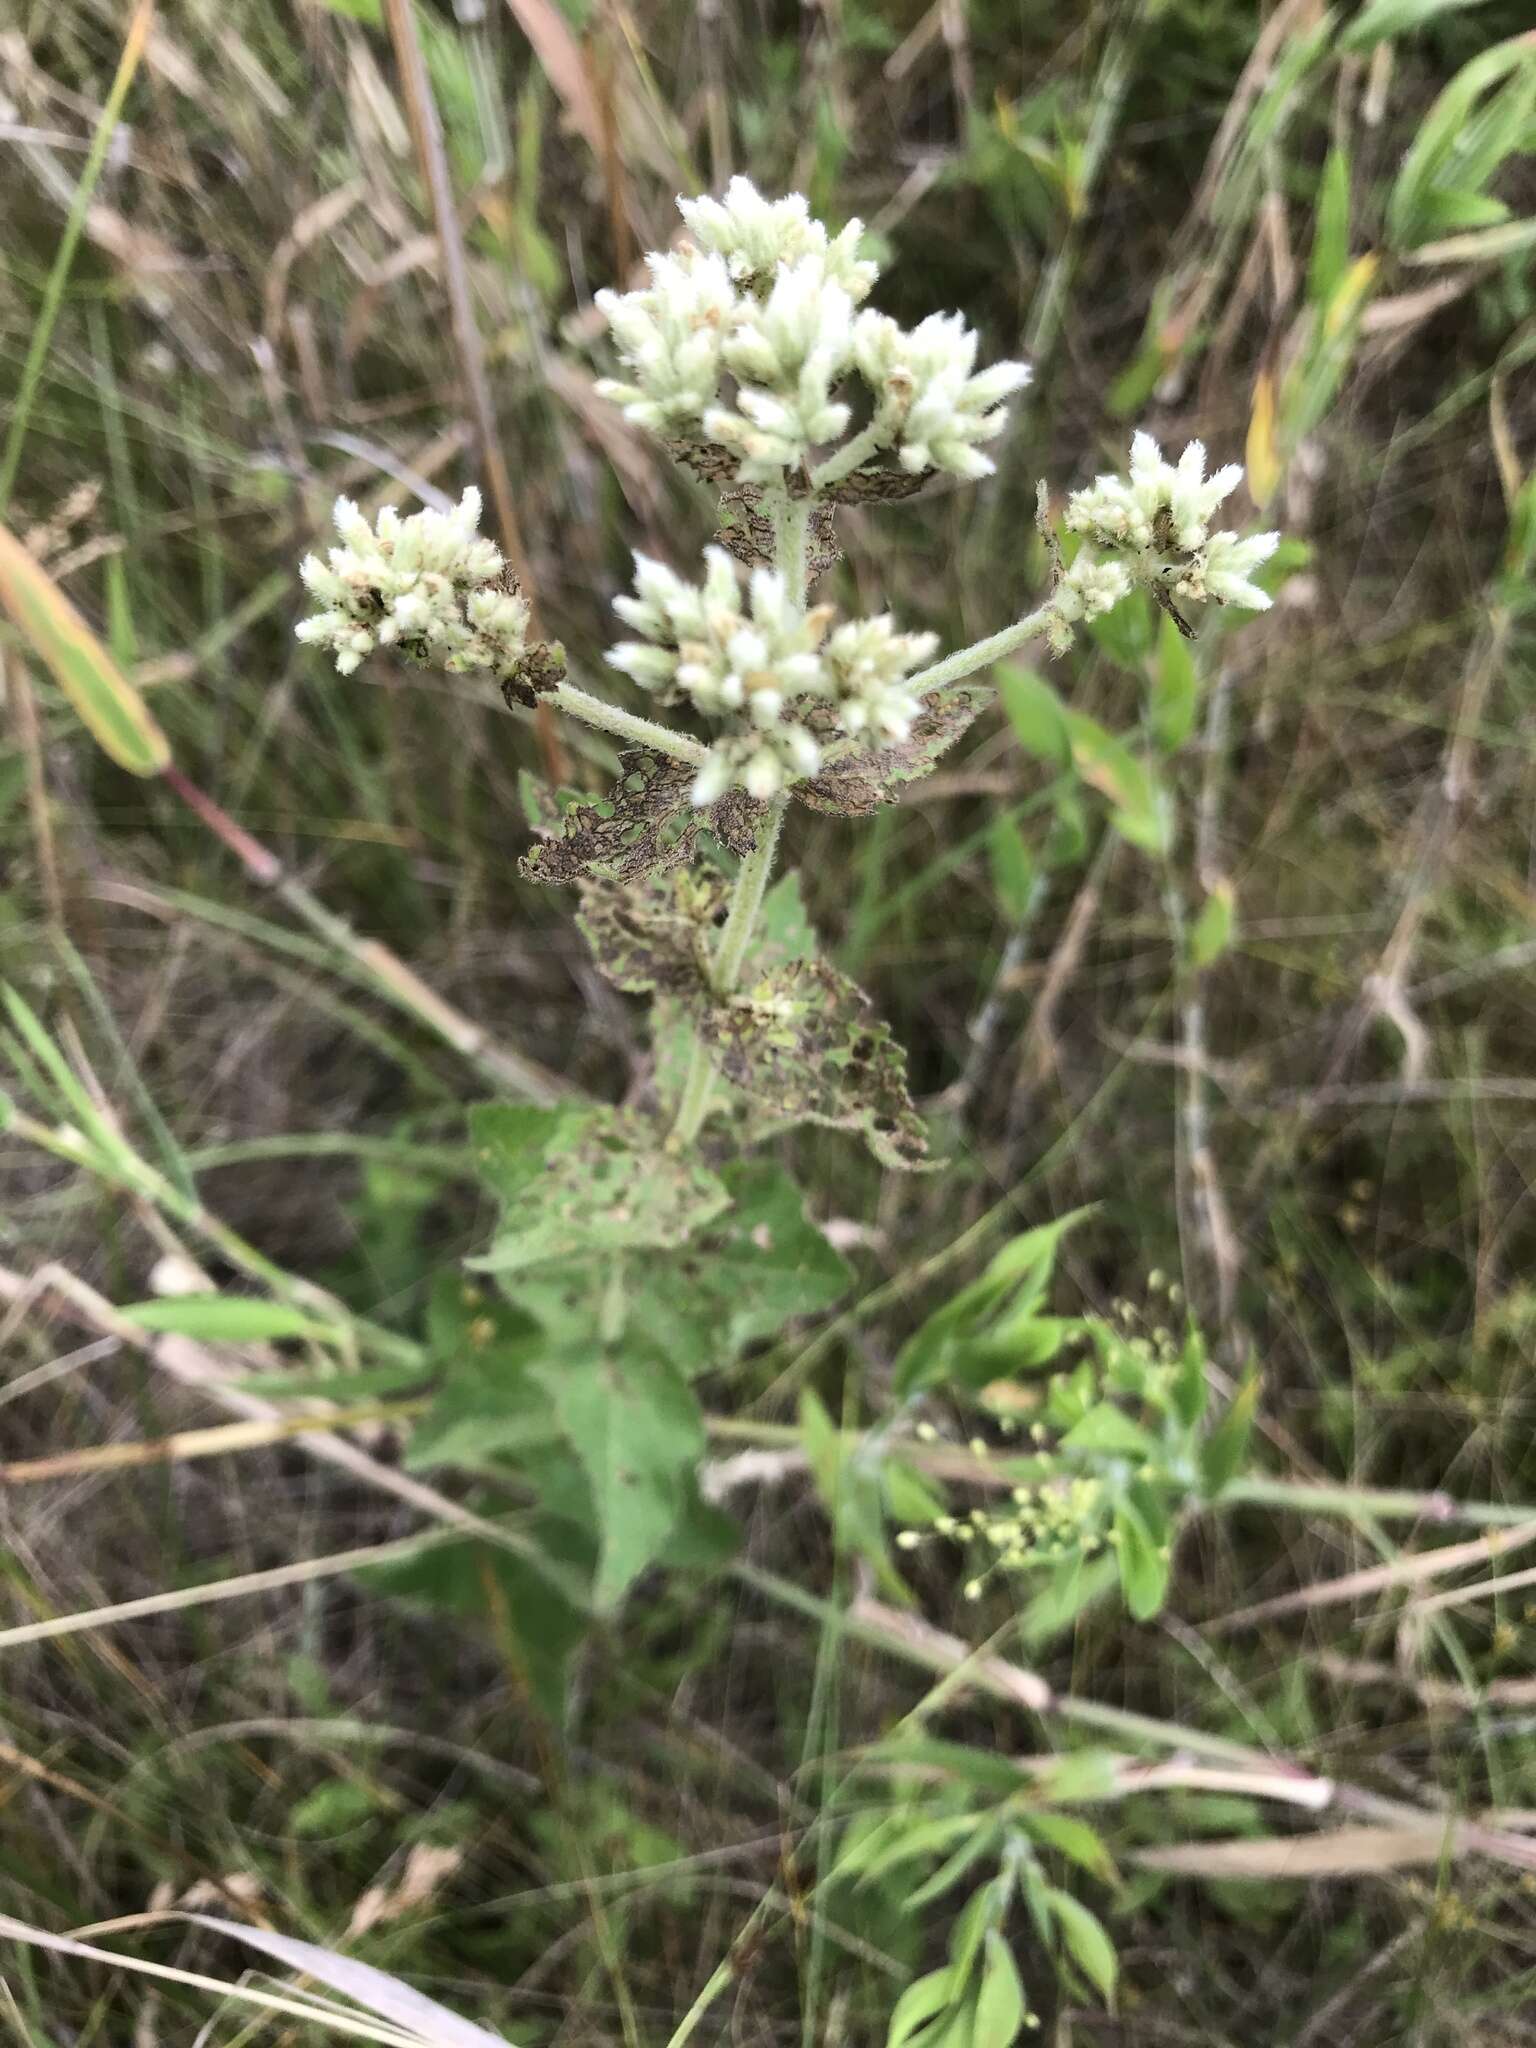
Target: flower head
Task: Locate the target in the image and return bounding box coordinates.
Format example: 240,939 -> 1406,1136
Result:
295,490 -> 529,677
594,184 -> 1027,493
593,250 -> 737,436
822,616 -> 938,744
678,177 -> 877,300
604,550 -> 946,803
853,310 -> 1030,479
1061,435 -> 1277,619
702,258 -> 856,480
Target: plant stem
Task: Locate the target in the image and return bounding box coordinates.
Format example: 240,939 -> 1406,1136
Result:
668,482 -> 807,1148
669,795 -> 789,1146
713,797 -> 788,990
1226,1475 -> 1536,1529
808,417 -> 895,492
551,680 -> 707,765
906,602 -> 1055,697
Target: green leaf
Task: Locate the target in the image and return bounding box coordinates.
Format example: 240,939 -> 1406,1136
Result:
515,1161 -> 848,1379
468,1102 -> 730,1275
1019,1551 -> 1122,1646
1113,1498 -> 1170,1621
1339,0 -> 1496,49
997,665 -> 1070,765
1059,1404 -> 1158,1459
1386,34 -> 1536,249
887,1968 -> 956,2048
1188,881 -> 1236,968
1200,1373 -> 1261,1498
0,519 -> 169,775
1065,712 -> 1171,855
1150,611 -> 1199,752
800,1389 -> 909,1600
1307,146 -> 1353,307
1046,1888 -> 1118,2005
407,1283 -> 556,1474
360,1519 -> 590,1720
974,1932 -> 1028,2048
988,815 -> 1038,921
536,1343 -> 705,1612
1018,1811 -> 1117,1884
288,1779 -> 378,1838
1085,586 -> 1154,671
118,1296 -> 342,1345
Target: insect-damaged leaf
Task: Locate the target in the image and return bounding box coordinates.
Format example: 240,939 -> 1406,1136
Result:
700,957 -> 929,1169
466,1101 -> 730,1274
579,872 -> 930,1168
521,746 -> 762,887
797,688 -> 986,817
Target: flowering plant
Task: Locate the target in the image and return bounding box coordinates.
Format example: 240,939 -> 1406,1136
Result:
292,178 -> 1282,1641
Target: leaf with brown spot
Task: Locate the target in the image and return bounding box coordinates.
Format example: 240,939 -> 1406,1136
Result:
576,868 -> 729,995
797,688 -> 986,817
467,1101 -> 730,1275
577,873 -> 929,1168
698,959 -> 930,1170
523,752 -> 766,886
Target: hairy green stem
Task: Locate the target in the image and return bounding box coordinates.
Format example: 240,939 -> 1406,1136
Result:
669,795 -> 789,1146
907,602 -> 1055,698
669,483 -> 806,1148
809,416 -> 896,492
551,679 -> 707,765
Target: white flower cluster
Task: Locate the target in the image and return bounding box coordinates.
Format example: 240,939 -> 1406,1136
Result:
1042,550 -> 1136,656
677,179 -> 877,298
295,490 -> 529,678
852,311 -> 1031,481
595,179 -> 1028,488
606,547 -> 934,804
1064,434 -> 1280,615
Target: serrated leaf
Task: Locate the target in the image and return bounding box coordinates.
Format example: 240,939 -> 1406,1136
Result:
118,1297 -> 342,1345
502,1161 -> 848,1379
0,519 -> 170,776
467,1102 -> 730,1274
539,1344 -> 705,1611
798,688 -> 985,816
520,746 -> 761,886
1046,1888 -> 1118,2004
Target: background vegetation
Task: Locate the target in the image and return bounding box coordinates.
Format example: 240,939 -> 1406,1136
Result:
3,0 -> 1536,2041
